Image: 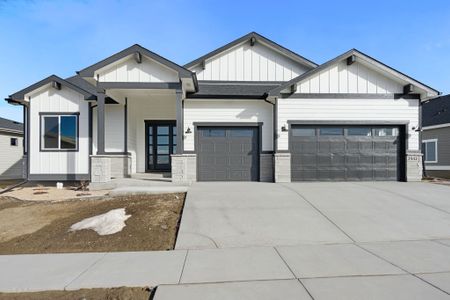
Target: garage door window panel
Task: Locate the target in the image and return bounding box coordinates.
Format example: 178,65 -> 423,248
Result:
319,127 -> 344,136
292,128 -> 316,137
348,127 -> 372,136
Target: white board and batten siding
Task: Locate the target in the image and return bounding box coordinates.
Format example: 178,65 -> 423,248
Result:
96,55 -> 179,82
184,100 -> 273,151
28,85 -> 89,175
296,61 -> 404,94
190,42 -> 309,81
92,105 -> 125,153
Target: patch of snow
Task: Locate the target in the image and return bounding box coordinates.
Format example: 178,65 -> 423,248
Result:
69,208 -> 131,235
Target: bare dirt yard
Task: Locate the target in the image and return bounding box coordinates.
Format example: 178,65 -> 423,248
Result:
0,180 -> 22,190
0,287 -> 151,300
0,193 -> 185,254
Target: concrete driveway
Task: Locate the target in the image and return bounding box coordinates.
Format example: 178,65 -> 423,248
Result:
175,182 -> 450,249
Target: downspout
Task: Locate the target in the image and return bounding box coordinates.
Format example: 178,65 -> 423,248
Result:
419,100 -> 427,178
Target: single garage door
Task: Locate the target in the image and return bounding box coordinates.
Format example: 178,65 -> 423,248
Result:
290,125 -> 402,181
197,126 -> 259,181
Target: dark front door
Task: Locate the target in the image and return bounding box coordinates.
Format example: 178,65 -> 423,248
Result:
145,121 -> 177,172
197,126 -> 259,181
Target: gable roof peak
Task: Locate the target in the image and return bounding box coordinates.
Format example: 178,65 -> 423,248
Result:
267,48 -> 440,98
77,43 -> 193,79
184,32 -> 318,70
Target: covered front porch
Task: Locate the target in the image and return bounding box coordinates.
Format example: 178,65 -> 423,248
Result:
78,44 -> 198,184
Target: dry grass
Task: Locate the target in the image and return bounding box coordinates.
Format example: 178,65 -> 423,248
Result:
0,287 -> 152,300
0,193 -> 185,254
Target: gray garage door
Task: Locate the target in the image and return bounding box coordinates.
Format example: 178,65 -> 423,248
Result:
290,125 -> 402,181
197,127 -> 259,181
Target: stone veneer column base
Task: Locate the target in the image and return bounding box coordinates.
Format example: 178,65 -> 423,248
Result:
109,155 -> 131,179
406,151 -> 423,182
274,152 -> 291,183
260,153 -> 274,182
90,155 -> 112,183
172,154 -> 197,185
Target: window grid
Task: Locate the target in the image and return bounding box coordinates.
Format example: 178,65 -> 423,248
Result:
41,114 -> 78,151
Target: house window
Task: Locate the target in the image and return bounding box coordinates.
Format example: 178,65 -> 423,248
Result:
422,139 -> 438,163
10,138 -> 18,146
41,114 -> 78,151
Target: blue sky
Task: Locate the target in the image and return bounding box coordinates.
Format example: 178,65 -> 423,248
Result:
1,0 -> 449,122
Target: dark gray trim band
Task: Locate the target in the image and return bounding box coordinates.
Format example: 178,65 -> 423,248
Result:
193,122 -> 264,127
97,82 -> 181,90
186,95 -> 266,100
97,91 -> 106,154
28,174 -> 90,181
274,98 -> 278,152
287,120 -> 410,125
38,112 -> 80,116
282,93 -> 421,99
26,102 -> 30,180
176,90 -> 183,154
100,152 -> 131,155
124,98 -> 128,153
23,105 -> 27,155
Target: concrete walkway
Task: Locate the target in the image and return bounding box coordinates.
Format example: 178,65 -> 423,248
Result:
2,240 -> 450,299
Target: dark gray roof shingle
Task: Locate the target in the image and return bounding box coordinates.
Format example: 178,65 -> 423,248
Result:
0,117 -> 23,133
422,94 -> 450,127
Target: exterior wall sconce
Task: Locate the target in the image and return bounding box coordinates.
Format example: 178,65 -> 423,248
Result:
185,127 -> 192,134
281,125 -> 288,132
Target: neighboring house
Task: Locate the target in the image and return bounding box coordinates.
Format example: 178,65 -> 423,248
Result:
422,94 -> 450,178
0,117 -> 24,180
5,32 -> 440,183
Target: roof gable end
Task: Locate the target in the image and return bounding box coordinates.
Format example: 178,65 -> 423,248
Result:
268,49 -> 440,99
184,32 -> 317,75
77,44 -> 193,79
6,75 -> 96,103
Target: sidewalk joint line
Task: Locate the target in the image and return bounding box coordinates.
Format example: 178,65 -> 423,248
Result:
355,243 -> 450,296
354,182 -> 450,216
273,246 -> 315,300
63,252 -> 108,290
178,250 -> 189,284
281,184 -> 356,243
433,239 -> 450,249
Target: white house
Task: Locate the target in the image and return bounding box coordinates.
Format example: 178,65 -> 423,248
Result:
0,117 -> 24,180
5,32 -> 440,183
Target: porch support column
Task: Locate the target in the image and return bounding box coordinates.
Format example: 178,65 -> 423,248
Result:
175,89 -> 184,154
97,89 -> 106,155
124,97 -> 128,153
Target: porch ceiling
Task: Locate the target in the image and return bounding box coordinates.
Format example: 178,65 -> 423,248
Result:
106,88 -> 176,102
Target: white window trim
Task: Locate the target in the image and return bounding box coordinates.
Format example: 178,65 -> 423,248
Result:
40,114 -> 78,152
422,139 -> 438,163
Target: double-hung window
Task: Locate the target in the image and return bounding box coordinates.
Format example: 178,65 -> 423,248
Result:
422,139 -> 438,163
41,114 -> 78,151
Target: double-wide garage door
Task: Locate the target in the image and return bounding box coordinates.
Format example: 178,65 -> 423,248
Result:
290,125 -> 403,181
197,127 -> 259,181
